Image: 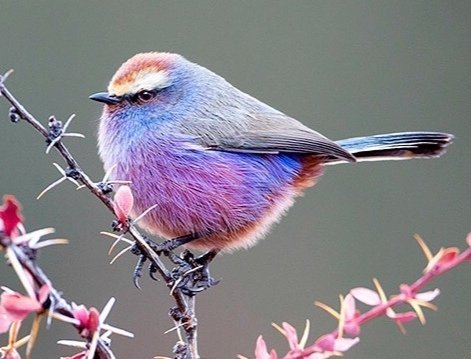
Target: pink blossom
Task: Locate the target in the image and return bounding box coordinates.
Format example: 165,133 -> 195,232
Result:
415,234 -> 463,273
312,333 -> 359,353
71,304 -> 100,337
0,285 -> 49,334
281,322 -> 300,350
350,287 -> 381,306
399,284 -> 440,303
0,284 -> 50,333
0,306 -> 12,334
254,335 -> 278,359
425,247 -> 459,273
415,289 -> 440,302
113,185 -> 134,224
341,294 -> 361,336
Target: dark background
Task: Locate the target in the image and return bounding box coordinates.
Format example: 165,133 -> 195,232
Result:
0,1 -> 469,358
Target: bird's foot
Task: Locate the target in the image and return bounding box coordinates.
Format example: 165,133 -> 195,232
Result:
130,237 -> 220,294
168,250 -> 220,296
130,239 -> 164,288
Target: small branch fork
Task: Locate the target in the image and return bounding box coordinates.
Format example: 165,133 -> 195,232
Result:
0,70 -> 207,358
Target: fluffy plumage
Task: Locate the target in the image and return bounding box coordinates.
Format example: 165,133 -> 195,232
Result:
94,52 -> 453,252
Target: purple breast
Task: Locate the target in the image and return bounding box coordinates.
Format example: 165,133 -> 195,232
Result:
113,138 -> 311,248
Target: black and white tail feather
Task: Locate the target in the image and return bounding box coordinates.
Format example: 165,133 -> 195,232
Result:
332,132 -> 454,164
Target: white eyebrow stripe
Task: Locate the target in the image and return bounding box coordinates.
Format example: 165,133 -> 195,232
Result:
129,71 -> 170,93
109,70 -> 170,96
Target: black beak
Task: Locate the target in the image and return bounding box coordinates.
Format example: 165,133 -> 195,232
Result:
89,92 -> 122,105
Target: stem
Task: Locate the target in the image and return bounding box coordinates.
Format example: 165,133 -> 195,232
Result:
187,296 -> 199,359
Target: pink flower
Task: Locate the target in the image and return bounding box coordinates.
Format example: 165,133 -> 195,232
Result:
113,185 -> 134,224
312,333 -> 360,354
414,234 -> 466,273
341,294 -> 361,337
254,335 -> 278,359
424,247 -> 460,273
71,304 -> 100,337
281,322 -> 300,351
0,306 -> 12,333
350,287 -> 381,306
351,281 -> 417,331
253,321 -> 313,359
303,296 -> 361,356
0,285 -> 50,333
351,279 -> 440,331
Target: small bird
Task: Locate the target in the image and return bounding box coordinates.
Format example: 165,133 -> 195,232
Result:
91,52 -> 453,254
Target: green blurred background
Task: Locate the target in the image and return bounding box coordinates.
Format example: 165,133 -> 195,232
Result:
0,1 -> 469,358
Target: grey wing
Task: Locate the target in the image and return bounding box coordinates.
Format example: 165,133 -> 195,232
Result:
188,112 -> 356,162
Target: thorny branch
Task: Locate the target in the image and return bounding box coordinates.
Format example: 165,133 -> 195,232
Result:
0,195 -> 131,359
9,243 -> 118,359
241,234 -> 471,359
0,70 -> 203,358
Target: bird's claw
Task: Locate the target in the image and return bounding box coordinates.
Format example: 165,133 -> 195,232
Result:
168,250 -> 220,296
132,252 -> 146,289
149,263 -> 160,281
129,239 -> 219,294
129,239 -> 172,289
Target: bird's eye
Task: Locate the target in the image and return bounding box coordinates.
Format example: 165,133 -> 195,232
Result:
136,90 -> 155,103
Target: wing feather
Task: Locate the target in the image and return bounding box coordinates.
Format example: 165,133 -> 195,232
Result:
192,112 -> 355,162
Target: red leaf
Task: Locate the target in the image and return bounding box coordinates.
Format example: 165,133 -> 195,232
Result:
87,307 -> 100,333
0,195 -> 23,237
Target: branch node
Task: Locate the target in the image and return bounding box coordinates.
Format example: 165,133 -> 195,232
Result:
9,106 -> 20,123
65,166 -> 80,181
98,182 -> 114,195
173,341 -> 190,359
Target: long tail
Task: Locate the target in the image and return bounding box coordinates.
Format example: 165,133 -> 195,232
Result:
331,131 -> 454,164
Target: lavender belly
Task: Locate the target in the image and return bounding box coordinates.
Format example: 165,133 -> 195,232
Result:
114,145 -> 307,250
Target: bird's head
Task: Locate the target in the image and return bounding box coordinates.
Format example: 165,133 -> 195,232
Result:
90,52 -> 186,110
93,52 -> 228,166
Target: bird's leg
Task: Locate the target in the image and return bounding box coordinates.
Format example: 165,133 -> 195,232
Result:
158,232 -> 203,253
195,249 -> 219,267
192,249 -> 220,291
